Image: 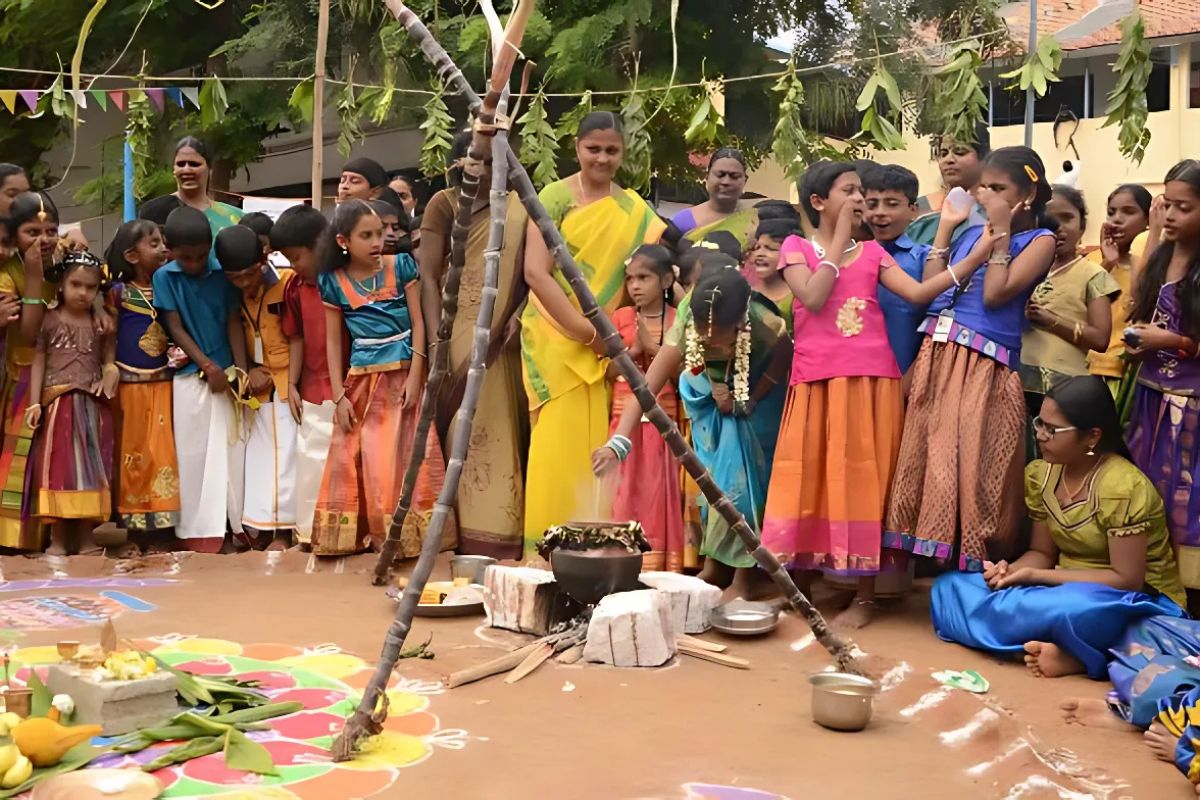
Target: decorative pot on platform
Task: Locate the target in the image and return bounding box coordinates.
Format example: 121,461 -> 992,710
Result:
541,521 -> 650,606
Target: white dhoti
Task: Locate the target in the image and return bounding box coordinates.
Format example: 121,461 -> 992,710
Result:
241,400 -> 299,531
173,373 -> 245,550
293,399 -> 334,543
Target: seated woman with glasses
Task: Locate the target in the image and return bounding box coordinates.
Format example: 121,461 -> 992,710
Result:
930,375 -> 1188,680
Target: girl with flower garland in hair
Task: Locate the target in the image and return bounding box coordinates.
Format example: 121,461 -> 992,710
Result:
885,146 -> 1057,572
23,251 -> 118,555
1125,160 -> 1200,604
761,161 -> 999,627
593,256 -> 791,595
604,244 -> 686,572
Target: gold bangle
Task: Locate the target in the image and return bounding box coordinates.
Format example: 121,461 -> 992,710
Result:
1072,321 -> 1082,344
413,350 -> 427,359
585,328 -> 597,346
334,392 -> 347,404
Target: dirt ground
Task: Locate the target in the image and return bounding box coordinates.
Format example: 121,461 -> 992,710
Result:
0,551 -> 1191,799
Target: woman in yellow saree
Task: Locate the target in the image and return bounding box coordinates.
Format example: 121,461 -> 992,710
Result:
521,112 -> 666,556
670,148 -> 757,252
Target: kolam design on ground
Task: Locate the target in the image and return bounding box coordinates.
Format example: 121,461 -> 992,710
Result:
9,637 -> 465,799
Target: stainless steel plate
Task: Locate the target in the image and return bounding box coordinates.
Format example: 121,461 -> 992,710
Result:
386,584 -> 487,617
710,601 -> 780,636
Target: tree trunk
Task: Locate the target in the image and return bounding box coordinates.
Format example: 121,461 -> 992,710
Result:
332,2 -> 531,761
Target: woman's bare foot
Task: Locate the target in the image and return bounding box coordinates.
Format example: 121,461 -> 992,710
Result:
833,599 -> 876,629
1023,641 -> 1085,678
1144,721 -> 1177,764
111,541 -> 142,560
44,539 -> 68,556
266,534 -> 290,552
697,559 -> 735,590
1059,698 -> 1132,731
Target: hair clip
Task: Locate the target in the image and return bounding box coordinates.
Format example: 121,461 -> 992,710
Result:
36,194 -> 46,223
1023,165 -> 1039,183
696,241 -> 719,251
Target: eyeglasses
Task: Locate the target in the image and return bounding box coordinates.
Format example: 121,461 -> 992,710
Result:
1032,416 -> 1077,439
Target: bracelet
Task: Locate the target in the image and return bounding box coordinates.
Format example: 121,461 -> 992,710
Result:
988,254 -> 1012,267
929,247 -> 950,260
946,262 -> 961,287
413,350 -> 427,359
585,328 -> 597,346
1072,321 -> 1082,344
334,392 -> 347,404
19,297 -> 45,306
25,403 -> 40,411
817,260 -> 840,278
1178,336 -> 1198,359
604,434 -> 633,462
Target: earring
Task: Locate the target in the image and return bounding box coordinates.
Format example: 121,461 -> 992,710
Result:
1086,446 -> 1096,456
341,247 -> 348,256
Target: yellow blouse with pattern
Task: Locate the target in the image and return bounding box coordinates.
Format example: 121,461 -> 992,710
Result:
1025,457 -> 1187,607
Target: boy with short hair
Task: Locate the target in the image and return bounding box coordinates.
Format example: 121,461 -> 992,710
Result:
272,205 -> 333,546
153,207 -> 248,552
863,164 -> 931,374
218,225 -> 297,549
238,212 -> 274,262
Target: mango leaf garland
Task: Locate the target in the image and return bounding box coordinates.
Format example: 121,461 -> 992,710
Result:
999,35 -> 1062,96
854,60 -> 905,151
554,90 -> 593,149
769,61 -> 841,179
516,87 -> 559,188
930,39 -> 988,148
126,88 -> 158,202
683,80 -> 726,147
619,90 -> 652,193
199,76 -> 229,128
287,78 -> 315,123
419,82 -> 455,180
1101,11 -> 1152,164
335,81 -> 364,158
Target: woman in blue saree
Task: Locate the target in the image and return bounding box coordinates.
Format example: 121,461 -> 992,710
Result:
593,257 -> 791,595
931,376 -> 1188,680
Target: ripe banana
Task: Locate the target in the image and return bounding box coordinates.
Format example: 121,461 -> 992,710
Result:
0,744 -> 17,775
0,754 -> 31,789
0,713 -> 21,736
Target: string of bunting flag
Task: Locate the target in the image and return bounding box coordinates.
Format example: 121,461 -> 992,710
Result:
0,86 -> 201,115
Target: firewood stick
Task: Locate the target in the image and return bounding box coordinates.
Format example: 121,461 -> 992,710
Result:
677,634 -> 727,653
677,642 -> 750,669
556,644 -> 585,664
446,641 -> 544,688
504,642 -> 554,684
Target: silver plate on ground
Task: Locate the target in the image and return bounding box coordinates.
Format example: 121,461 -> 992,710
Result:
710,600 -> 781,636
387,583 -> 487,617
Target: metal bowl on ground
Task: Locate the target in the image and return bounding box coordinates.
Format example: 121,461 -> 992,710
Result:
550,549 -> 643,605
451,555 -> 497,585
810,672 -> 880,732
710,601 -> 781,636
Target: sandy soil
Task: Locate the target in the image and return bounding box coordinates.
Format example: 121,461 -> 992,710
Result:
0,551 -> 1190,799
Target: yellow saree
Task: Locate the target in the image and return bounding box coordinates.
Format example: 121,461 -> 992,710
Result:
520,180 -> 666,555
679,207 -> 759,251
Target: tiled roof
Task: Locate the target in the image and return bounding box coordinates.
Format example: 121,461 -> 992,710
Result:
1002,0 -> 1200,51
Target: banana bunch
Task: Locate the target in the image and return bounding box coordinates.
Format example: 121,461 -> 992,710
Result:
0,743 -> 32,789
0,713 -> 22,736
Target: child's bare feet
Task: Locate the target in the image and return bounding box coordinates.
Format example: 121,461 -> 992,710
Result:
1059,698 -> 1131,731
1023,641 -> 1085,678
266,533 -> 290,552
1144,721 -> 1177,763
833,599 -> 876,629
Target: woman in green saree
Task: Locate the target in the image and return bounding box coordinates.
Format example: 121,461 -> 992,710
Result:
670,148 -> 757,252
139,137 -> 243,235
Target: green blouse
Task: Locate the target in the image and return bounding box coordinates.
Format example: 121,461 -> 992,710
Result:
665,293 -> 788,383
1025,457 -> 1187,607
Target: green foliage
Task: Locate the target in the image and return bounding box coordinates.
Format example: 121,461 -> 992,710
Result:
199,76 -> 229,128
618,90 -> 651,193
683,81 -> 726,148
288,78 -> 315,123
335,79 -> 363,157
126,87 -> 159,202
929,39 -> 989,148
854,60 -> 905,150
999,34 -> 1062,96
515,87 -> 559,189
1101,11 -> 1152,164
554,90 -> 593,149
418,81 -> 454,180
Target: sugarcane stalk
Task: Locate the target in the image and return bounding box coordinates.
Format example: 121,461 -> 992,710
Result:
334,0 -> 530,760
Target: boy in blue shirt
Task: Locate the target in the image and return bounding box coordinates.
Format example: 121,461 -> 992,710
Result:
862,164 -> 932,376
153,207 -> 248,553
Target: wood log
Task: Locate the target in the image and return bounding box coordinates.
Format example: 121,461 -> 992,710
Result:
445,641 -> 544,689
639,571 -> 722,634
583,589 -> 676,668
676,635 -> 727,653
484,565 -> 580,635
504,642 -> 555,684
676,641 -> 750,670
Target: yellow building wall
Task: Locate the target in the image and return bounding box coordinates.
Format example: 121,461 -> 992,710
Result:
746,45 -> 1196,247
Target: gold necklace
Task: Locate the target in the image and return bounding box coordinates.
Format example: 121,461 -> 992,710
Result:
576,174 -> 609,206
1060,455 -> 1104,500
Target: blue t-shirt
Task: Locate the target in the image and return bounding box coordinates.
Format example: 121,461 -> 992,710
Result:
877,234 -> 931,373
927,226 -> 1054,356
318,255 -> 419,374
152,260 -> 241,375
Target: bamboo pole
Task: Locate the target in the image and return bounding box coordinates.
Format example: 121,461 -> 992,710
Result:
333,1 -> 531,760
311,0 -> 330,207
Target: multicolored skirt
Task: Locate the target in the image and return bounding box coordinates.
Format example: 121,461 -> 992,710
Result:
23,390 -> 114,521
312,367 -> 456,557
763,376 -> 904,576
884,337 -> 1026,571
0,365 -> 42,548
1128,384 -> 1200,588
115,379 -> 179,532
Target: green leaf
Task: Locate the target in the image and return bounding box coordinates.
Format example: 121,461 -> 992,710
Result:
223,728 -> 278,776
516,87 -> 560,189
1102,11 -> 1152,163
418,81 -> 455,181
855,71 -> 879,112
28,668 -> 51,718
199,77 -> 229,129
878,67 -> 903,113
288,79 -> 314,123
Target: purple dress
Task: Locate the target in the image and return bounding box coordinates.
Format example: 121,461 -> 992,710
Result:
1127,281 -> 1200,590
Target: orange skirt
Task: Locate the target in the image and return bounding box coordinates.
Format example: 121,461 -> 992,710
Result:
762,376 -> 903,575
312,368 -> 457,557
115,380 -> 180,530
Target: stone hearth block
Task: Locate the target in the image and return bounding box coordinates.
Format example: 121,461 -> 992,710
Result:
584,589 -> 677,667
638,571 -> 722,634
484,565 -> 580,636
47,664 -> 179,736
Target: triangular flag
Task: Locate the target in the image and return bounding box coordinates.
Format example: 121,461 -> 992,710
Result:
181,86 -> 200,110
0,91 -> 16,114
107,90 -> 125,111
89,89 -> 107,110
70,90 -> 87,110
144,88 -> 165,111
165,87 -> 184,108
18,91 -> 39,112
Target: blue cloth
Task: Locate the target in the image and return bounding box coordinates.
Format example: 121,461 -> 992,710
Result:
151,259 -> 241,375
930,571 -> 1187,679
670,207 -> 698,235
1154,684 -> 1200,781
318,255 -> 419,372
926,226 -> 1053,358
877,235 -> 931,373
1107,615 -> 1200,728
